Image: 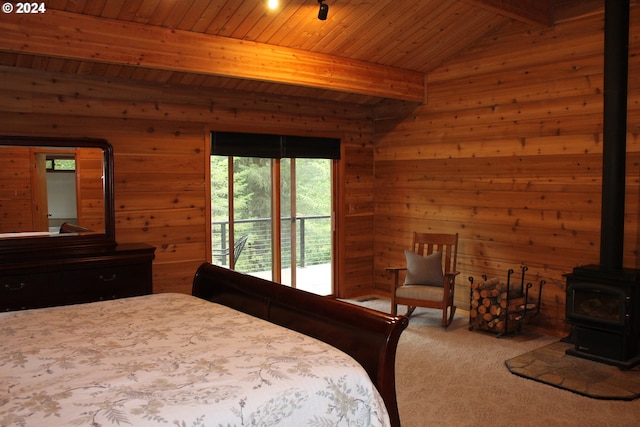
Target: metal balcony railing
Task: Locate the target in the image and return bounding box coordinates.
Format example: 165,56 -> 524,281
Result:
212,215 -> 331,273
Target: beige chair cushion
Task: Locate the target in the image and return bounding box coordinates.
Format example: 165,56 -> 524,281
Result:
404,250 -> 444,286
396,284 -> 445,300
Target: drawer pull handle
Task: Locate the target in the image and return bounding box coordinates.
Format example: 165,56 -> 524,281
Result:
99,274 -> 117,282
4,282 -> 26,291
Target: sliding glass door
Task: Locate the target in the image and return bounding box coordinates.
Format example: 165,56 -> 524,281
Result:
279,157 -> 333,294
211,155 -> 334,296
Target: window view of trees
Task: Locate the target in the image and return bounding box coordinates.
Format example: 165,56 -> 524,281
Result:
46,157 -> 76,171
210,156 -> 332,277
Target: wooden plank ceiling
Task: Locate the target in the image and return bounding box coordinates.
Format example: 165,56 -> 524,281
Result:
0,0 -> 603,107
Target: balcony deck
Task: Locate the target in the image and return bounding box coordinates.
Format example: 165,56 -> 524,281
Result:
250,262 -> 332,296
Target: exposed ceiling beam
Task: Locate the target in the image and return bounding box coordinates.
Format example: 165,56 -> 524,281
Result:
0,10 -> 425,103
462,0 -> 555,26
553,0 -> 604,23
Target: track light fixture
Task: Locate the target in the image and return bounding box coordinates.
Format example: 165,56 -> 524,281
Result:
318,0 -> 329,20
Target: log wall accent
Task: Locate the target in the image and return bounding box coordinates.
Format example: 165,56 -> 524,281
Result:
0,68 -> 375,297
374,7 -> 640,336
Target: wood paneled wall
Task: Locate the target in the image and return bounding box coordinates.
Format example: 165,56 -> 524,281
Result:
3,6 -> 637,338
374,7 -> 640,336
0,146 -> 32,232
0,68 -> 375,297
75,147 -> 107,232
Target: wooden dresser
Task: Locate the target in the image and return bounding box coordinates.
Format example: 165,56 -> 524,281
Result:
1,243 -> 155,311
0,136 -> 155,312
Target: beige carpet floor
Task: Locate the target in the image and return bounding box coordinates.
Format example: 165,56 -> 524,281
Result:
345,297 -> 640,427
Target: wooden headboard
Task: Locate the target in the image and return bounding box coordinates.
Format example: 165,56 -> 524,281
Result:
192,262 -> 408,427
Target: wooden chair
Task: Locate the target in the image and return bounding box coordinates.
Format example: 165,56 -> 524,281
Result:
386,232 -> 459,327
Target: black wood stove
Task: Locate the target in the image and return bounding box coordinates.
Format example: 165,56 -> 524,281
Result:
564,0 -> 640,369
566,265 -> 640,368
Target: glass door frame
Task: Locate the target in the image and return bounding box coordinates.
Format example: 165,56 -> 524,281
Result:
212,155 -> 337,295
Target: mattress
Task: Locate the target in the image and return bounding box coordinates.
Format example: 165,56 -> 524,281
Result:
0,293 -> 390,426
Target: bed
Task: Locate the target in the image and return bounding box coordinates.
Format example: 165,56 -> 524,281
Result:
0,262 -> 408,426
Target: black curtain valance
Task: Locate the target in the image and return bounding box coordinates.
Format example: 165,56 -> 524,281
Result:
211,131 -> 340,159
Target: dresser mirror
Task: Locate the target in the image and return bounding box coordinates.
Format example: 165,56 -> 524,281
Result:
0,136 -> 115,257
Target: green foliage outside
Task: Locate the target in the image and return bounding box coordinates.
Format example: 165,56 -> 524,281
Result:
46,159 -> 76,171
211,156 -> 332,273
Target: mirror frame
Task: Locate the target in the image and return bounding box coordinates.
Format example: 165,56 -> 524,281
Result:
0,135 -> 116,258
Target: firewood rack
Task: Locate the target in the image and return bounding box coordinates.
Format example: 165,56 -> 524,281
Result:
468,266 -> 545,337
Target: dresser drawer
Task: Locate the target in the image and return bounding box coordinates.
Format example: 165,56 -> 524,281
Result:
1,243 -> 154,311
63,263 -> 151,303
1,272 -> 64,311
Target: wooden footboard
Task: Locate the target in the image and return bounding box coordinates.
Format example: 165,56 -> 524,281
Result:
192,263 -> 408,427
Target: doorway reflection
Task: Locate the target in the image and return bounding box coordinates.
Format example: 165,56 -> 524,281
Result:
46,154 -> 78,232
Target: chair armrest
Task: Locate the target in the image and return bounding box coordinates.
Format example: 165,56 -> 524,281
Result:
385,267 -> 407,272
385,267 -> 407,289
443,271 -> 460,291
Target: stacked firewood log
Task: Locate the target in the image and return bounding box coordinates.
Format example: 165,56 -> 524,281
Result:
469,277 -> 537,334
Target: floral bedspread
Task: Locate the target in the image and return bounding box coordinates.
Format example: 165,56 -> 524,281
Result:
0,293 -> 390,427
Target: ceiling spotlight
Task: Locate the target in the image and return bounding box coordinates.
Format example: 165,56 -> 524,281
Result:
318,0 -> 329,20
267,0 -> 278,10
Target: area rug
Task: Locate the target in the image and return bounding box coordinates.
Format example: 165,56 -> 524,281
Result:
506,341 -> 640,400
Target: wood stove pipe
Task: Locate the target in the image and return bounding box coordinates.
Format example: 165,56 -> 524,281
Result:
600,0 -> 630,272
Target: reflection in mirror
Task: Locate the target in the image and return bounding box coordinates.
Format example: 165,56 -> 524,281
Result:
46,152 -> 78,232
0,136 -> 114,247
1,146 -> 104,234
